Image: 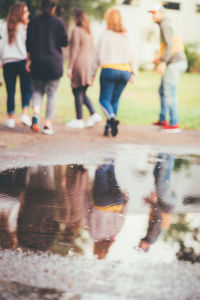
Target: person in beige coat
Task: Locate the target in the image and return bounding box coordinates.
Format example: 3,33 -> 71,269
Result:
91,8 -> 138,137
66,9 -> 102,129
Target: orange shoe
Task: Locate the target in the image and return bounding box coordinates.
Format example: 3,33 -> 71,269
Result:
31,116 -> 40,132
31,123 -> 40,132
153,120 -> 168,126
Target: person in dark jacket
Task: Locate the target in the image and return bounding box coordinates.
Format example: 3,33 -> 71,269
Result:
26,0 -> 68,135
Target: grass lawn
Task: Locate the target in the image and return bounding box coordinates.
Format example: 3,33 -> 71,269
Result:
0,66 -> 200,130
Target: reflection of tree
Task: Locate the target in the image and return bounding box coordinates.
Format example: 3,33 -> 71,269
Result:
173,158 -> 190,172
164,214 -> 190,247
165,214 -> 200,263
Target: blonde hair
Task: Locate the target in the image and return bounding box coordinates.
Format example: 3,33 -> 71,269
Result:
105,8 -> 127,33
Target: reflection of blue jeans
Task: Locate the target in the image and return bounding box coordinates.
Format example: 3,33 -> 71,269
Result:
3,60 -> 32,115
93,164 -> 124,207
154,153 -> 176,210
99,68 -> 130,118
159,61 -> 187,125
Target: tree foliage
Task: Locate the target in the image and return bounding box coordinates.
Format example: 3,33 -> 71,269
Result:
0,0 -> 116,23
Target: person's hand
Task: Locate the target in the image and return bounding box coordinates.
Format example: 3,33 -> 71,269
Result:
144,191 -> 158,205
153,57 -> 160,64
139,240 -> 150,252
25,60 -> 31,72
89,77 -> 95,86
67,69 -> 72,79
129,75 -> 135,84
156,61 -> 166,75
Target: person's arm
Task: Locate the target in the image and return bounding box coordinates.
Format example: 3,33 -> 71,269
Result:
129,44 -> 138,83
90,34 -> 103,81
156,21 -> 173,74
141,204 -> 162,245
160,21 -> 173,63
25,52 -> 31,73
25,22 -> 31,73
68,27 -> 80,77
60,22 -> 68,47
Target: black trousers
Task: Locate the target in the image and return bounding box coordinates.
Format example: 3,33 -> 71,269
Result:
72,85 -> 95,119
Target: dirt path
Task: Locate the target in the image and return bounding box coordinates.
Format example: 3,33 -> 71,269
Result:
0,116 -> 200,170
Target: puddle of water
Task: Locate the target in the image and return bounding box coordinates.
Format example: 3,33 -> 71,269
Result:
0,151 -> 200,264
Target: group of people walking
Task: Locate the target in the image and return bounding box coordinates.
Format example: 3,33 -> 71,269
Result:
0,0 -> 187,136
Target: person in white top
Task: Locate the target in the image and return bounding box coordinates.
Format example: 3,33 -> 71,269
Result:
91,8 -> 138,137
0,2 -> 32,129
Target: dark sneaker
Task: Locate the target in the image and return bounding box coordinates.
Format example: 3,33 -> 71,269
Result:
161,124 -> 181,133
103,121 -> 111,136
31,116 -> 39,132
109,117 -> 120,137
153,120 -> 168,126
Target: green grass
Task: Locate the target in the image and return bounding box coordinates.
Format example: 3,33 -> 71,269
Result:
0,66 -> 200,129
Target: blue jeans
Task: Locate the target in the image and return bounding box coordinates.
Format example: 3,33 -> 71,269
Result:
99,68 -> 130,118
159,60 -> 187,126
3,60 -> 32,115
154,153 -> 176,210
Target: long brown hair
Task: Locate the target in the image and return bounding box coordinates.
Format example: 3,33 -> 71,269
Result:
105,8 -> 127,33
7,2 -> 27,44
74,9 -> 91,34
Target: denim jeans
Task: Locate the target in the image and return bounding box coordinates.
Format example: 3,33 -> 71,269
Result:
154,153 -> 176,210
99,68 -> 130,118
32,79 -> 60,120
159,60 -> 187,126
3,60 -> 32,115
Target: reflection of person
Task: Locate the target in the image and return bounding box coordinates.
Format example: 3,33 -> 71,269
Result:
91,8 -> 137,137
139,153 -> 176,252
59,164 -> 90,243
149,5 -> 187,133
17,166 -> 59,251
26,0 -> 68,135
0,2 -> 32,129
0,167 -> 27,249
88,163 -> 128,259
66,9 -> 102,129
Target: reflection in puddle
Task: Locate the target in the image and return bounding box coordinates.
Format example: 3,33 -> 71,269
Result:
0,153 -> 200,264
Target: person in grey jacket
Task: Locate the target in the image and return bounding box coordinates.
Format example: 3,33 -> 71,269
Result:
139,153 -> 176,252
149,4 -> 187,133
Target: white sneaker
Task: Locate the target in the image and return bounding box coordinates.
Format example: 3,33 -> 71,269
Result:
42,126 -> 54,135
5,118 -> 15,128
21,114 -> 32,127
66,119 -> 85,129
86,113 -> 102,128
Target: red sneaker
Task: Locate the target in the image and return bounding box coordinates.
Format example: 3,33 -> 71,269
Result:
31,123 -> 40,132
161,124 -> 181,133
31,116 -> 39,132
153,120 -> 168,126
